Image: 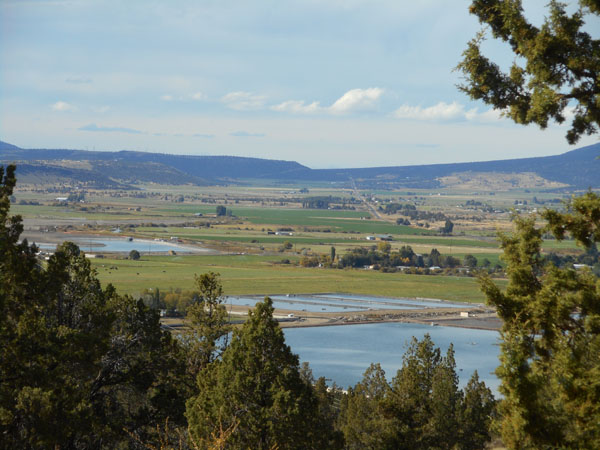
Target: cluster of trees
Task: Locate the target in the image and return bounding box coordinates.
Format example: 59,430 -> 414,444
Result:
301,196 -> 357,210
1,167 -> 189,448
382,202 -> 449,225
337,245 -> 470,270
139,287 -> 207,316
339,337 -> 495,449
302,196 -> 334,209
381,202 -> 417,215
543,244 -> 600,275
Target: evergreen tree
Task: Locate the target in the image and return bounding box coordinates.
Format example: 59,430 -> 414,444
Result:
186,297 -> 331,449
182,272 -> 231,383
339,335 -> 495,450
0,165 -> 188,449
479,210 -> 600,448
339,364 -> 396,450
456,0 -> 600,144
458,371 -> 496,450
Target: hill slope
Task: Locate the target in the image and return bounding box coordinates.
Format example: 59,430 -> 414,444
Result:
1,140 -> 598,189
292,143 -> 600,189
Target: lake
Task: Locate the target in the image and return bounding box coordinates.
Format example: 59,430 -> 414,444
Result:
284,322 -> 501,394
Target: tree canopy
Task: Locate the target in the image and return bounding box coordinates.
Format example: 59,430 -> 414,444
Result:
0,165 -> 188,448
457,0 -> 600,144
479,201 -> 600,448
338,335 -> 496,450
186,297 -> 332,449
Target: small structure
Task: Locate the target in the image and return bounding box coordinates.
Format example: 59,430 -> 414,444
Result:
366,236 -> 376,241
460,311 -> 471,318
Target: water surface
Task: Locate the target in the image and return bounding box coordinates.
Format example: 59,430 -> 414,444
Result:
284,322 -> 500,394
36,237 -> 208,253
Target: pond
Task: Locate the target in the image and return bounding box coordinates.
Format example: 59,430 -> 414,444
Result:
283,322 -> 501,394
36,237 -> 210,254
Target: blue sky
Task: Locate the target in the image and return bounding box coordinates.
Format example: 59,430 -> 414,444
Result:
1,0 -> 596,168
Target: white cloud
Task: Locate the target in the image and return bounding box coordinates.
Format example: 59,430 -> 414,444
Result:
329,87 -> 384,114
394,101 -> 466,121
394,101 -> 508,123
191,92 -> 206,101
160,94 -> 174,101
270,88 -> 384,116
271,100 -> 322,114
221,91 -> 266,111
51,101 -> 75,112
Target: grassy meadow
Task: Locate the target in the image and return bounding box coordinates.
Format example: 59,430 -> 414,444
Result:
91,254 -> 499,303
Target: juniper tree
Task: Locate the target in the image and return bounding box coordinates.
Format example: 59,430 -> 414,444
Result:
186,297 -> 332,450
0,165 -> 188,449
457,0 -> 600,145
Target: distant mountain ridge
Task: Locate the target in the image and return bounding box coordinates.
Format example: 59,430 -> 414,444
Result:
1,140 -> 599,189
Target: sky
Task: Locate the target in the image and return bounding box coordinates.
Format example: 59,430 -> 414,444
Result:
1,0 -> 598,168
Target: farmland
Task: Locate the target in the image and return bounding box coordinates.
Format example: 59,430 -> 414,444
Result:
13,179 -> 593,304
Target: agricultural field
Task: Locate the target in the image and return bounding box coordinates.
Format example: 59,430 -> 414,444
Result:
90,253 -> 498,303
13,179 -> 593,304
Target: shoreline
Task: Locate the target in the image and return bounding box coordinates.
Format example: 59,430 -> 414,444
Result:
164,304 -> 501,332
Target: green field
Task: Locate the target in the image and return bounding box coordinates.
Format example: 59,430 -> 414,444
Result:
91,254 -> 501,303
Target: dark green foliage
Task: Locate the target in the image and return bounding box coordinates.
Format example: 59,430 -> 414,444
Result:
302,196 -> 334,209
339,364 -> 396,450
216,205 -> 226,216
338,335 -> 496,450
186,297 -> 333,449
441,219 -> 454,235
457,0 -> 600,144
182,272 -> 231,384
129,249 -> 141,260
458,371 -> 497,450
0,165 -> 188,449
544,191 -> 600,248
479,211 -> 600,448
463,254 -> 478,268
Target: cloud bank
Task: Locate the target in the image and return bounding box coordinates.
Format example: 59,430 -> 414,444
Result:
222,92 -> 266,111
78,123 -> 144,134
394,101 -> 506,123
229,130 -> 265,137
